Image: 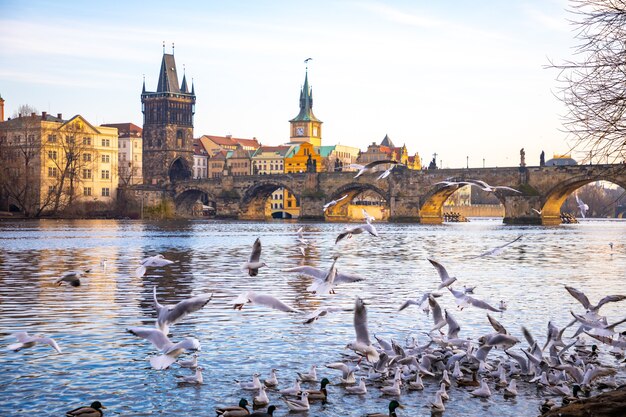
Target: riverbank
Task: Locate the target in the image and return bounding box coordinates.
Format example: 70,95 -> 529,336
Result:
542,385 -> 626,417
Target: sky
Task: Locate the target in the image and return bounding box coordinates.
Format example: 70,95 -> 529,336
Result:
0,0 -> 579,168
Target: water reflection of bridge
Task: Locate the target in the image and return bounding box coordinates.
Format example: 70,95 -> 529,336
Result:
131,164 -> 626,225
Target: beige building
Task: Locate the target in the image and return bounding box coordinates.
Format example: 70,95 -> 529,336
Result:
192,138 -> 208,179
226,144 -> 253,176
102,123 -> 142,185
0,112 -> 118,216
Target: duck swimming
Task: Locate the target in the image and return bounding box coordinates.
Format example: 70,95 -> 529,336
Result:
66,401 -> 106,417
366,400 -> 404,417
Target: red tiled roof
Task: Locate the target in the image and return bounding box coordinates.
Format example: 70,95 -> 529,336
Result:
203,135 -> 260,149
101,122 -> 142,137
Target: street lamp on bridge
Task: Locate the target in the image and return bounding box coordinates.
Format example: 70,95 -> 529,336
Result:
466,156 -> 469,169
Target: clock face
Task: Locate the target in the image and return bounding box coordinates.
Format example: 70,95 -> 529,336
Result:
296,127 -> 304,136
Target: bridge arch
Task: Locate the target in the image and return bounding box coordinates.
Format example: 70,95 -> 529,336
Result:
540,175 -> 626,225
174,187 -> 217,217
169,157 -> 192,182
420,180 -> 506,224
324,183 -> 389,221
240,181 -> 300,220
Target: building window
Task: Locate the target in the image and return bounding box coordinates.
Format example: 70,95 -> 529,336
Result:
48,167 -> 57,177
101,154 -> 110,163
14,135 -> 21,143
48,150 -> 57,160
83,153 -> 92,162
101,170 -> 110,179
48,134 -> 57,143
83,137 -> 91,145
102,138 -> 110,147
83,169 -> 92,179
48,185 -> 56,194
134,154 -> 138,162
288,201 -> 292,208
84,187 -> 92,196
102,187 -> 110,197
122,141 -> 127,148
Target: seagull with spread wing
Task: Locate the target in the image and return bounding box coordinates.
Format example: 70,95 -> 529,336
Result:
565,285 -> 626,315
284,257 -> 365,294
242,238 -> 267,276
323,194 -> 348,212
448,287 -> 502,312
153,286 -> 213,334
126,327 -> 200,370
428,259 -> 457,289
335,222 -> 379,244
7,331 -> 62,354
470,235 -> 522,258
466,179 -> 521,194
354,160 -> 401,178
231,291 -> 299,313
575,193 -> 589,218
136,254 -> 175,278
347,297 -> 379,362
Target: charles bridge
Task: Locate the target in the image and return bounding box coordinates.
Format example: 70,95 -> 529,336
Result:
132,164 -> 626,225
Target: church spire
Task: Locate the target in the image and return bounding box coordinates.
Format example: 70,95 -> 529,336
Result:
180,65 -> 188,93
156,51 -> 181,93
290,66 -> 320,123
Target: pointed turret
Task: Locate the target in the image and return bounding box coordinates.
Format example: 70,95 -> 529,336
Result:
191,78 -> 195,95
142,76 -> 146,94
181,74 -> 189,93
156,53 -> 181,93
380,134 -> 395,148
290,69 -> 320,123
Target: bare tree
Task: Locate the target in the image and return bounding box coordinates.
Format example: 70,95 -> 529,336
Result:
48,121 -> 98,214
0,115 -> 54,216
11,104 -> 38,119
551,0 -> 626,164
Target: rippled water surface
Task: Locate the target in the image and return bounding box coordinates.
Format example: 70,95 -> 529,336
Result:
1,219 -> 625,416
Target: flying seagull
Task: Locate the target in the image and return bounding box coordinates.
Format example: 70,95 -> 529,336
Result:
7,331 -> 62,353
354,160 -> 401,178
347,296 -> 379,362
153,286 -> 213,334
335,223 -> 379,244
470,235 -> 522,258
55,269 -> 91,287
126,327 -> 200,370
575,193 -> 589,218
323,195 -> 348,212
231,291 -> 299,313
242,238 -> 267,276
304,57 -> 313,63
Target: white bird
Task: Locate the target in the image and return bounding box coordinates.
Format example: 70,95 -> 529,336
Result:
279,379 -> 302,396
242,238 -> 267,276
467,179 -> 521,194
302,306 -> 354,324
178,354 -> 198,369
345,377 -> 367,394
296,227 -> 308,246
153,286 -> 213,334
126,327 -> 200,370
428,259 -> 458,289
335,223 -> 379,244
362,208 -> 375,223
285,263 -> 365,292
282,392 -> 309,412
236,373 -> 262,390
380,378 -> 402,396
430,390 -> 445,412
253,385 -> 270,407
347,297 -> 380,362
323,194 -> 349,212
564,285 -> 626,315
376,164 -> 395,180
448,287 -> 502,312
54,269 -> 91,287
264,368 -> 279,387
354,159 -> 401,178
437,382 -> 449,401
231,291 -> 299,313
177,367 -> 203,384
575,193 -> 589,218
504,379 -> 518,397
532,208 -> 543,215
398,291 -> 442,313
136,254 -> 175,277
297,365 -> 318,382
470,379 -> 492,397
326,361 -> 359,384
408,372 -> 424,390
471,235 -> 522,258
7,331 -> 62,353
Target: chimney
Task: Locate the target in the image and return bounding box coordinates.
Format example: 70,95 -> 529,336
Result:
31,112 -> 36,117
42,111 -> 47,120
57,113 -> 62,120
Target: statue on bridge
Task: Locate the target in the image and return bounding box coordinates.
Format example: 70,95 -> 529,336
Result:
520,148 -> 526,167
428,157 -> 438,170
540,150 -> 545,167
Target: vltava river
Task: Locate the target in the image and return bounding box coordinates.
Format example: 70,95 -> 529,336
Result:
0,219 -> 624,416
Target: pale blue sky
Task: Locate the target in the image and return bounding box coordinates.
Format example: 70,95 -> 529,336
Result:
0,0 -> 577,167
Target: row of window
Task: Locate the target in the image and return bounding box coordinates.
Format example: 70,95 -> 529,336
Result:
47,186 -> 110,197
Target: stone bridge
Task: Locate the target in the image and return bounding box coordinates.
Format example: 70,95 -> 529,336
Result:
148,164 -> 626,225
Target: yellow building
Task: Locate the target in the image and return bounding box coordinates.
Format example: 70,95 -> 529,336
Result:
0,112 -> 118,216
289,69 -> 322,147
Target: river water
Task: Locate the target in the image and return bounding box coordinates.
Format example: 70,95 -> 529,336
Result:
0,219 -> 624,416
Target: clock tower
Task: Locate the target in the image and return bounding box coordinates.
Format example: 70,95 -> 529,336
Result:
289,69 -> 322,147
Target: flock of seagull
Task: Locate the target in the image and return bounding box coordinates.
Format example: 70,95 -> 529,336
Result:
6,169 -> 626,417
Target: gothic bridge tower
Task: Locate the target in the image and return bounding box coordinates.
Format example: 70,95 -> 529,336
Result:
141,47 -> 196,184
289,68 -> 322,147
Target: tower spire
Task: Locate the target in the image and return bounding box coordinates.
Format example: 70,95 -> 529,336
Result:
142,74 -> 146,93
